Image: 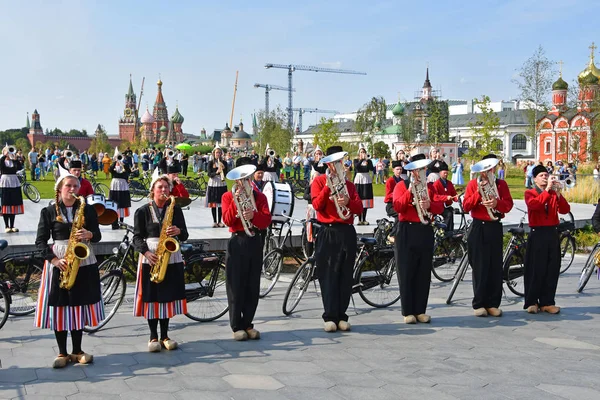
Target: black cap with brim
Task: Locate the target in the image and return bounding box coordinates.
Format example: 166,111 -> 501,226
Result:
69,160 -> 82,169
411,153 -> 426,162
482,154 -> 497,160
438,161 -> 449,171
166,161 -> 181,174
326,146 -> 343,156
429,160 -> 441,173
532,165 -> 548,177
236,157 -> 252,167
391,160 -> 402,168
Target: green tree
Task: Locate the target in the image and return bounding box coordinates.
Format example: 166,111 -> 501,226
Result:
425,99 -> 449,144
88,125 -> 111,154
512,45 -> 555,159
255,106 -> 292,157
355,96 -> 387,154
397,105 -> 420,153
15,138 -> 30,152
468,95 -> 501,161
373,141 -> 390,159
312,117 -> 339,152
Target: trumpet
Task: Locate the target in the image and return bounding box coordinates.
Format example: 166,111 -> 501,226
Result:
267,149 -> 275,157
549,175 -> 575,191
166,149 -> 175,158
6,145 -> 16,155
116,154 -> 123,161
63,149 -> 73,159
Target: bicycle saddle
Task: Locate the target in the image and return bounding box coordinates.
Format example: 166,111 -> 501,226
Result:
434,221 -> 447,230
180,243 -> 193,253
0,240 -> 7,251
508,228 -> 525,235
359,237 -> 377,245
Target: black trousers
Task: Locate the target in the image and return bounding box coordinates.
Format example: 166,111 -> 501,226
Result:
395,222 -> 434,316
315,224 -> 356,323
441,207 -> 454,232
467,219 -> 503,309
225,233 -> 263,332
524,226 -> 560,308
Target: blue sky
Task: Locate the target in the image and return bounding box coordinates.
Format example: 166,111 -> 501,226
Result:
1,0 -> 599,136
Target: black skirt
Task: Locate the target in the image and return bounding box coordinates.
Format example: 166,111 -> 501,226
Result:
206,185 -> 228,205
48,264 -> 102,307
140,262 -> 186,303
1,186 -> 24,207
109,190 -> 131,209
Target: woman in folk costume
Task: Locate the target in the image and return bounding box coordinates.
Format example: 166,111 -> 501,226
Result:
34,165 -> 103,368
305,145 -> 327,244
206,143 -> 228,228
353,144 -> 374,225
133,169 -> 188,352
0,144 -> 24,232
109,148 -> 131,229
259,143 -> 282,182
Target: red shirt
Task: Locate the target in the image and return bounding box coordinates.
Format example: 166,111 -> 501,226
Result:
432,179 -> 457,207
525,188 -> 570,227
392,180 -> 444,223
384,176 -> 400,203
78,178 -> 94,198
171,182 -> 189,198
462,178 -> 513,221
222,189 -> 272,233
311,174 -> 363,224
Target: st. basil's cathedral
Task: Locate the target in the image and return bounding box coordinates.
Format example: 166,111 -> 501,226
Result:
118,77 -> 185,145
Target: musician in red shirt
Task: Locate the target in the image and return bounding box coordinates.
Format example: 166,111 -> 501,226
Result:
164,160 -> 189,199
524,165 -> 570,314
384,160 -> 408,219
393,154 -> 444,324
311,146 -> 363,333
431,161 -> 458,231
222,160 -> 272,341
69,159 -> 94,198
462,154 -> 513,318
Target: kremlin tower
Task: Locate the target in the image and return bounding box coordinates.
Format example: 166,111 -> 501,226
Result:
118,76 -> 138,142
30,109 -> 43,135
152,78 -> 169,142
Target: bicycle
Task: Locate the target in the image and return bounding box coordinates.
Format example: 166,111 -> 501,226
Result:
84,223 -> 228,333
85,171 -> 110,197
0,243 -> 43,316
577,242 -> 600,293
16,170 -> 41,203
431,217 -> 468,283
282,177 -> 308,200
128,176 -> 148,202
446,207 -> 529,305
282,229 -> 400,316
260,216 -> 307,298
182,174 -> 208,201
558,212 -> 576,274
0,240 -> 11,330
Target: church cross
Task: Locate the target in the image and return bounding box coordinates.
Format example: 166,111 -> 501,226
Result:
590,42 -> 597,60
558,60 -> 563,77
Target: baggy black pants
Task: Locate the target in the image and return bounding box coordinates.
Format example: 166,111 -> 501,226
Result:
524,226 -> 560,309
225,232 -> 262,332
467,219 -> 503,309
315,224 -> 357,323
441,207 -> 454,232
395,222 -> 434,316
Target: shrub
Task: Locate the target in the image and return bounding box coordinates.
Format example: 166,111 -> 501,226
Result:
563,177 -> 600,204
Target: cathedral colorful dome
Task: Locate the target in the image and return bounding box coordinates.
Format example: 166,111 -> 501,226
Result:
578,57 -> 600,84
392,101 -> 405,116
141,109 -> 155,124
160,125 -> 168,133
580,71 -> 599,86
170,107 -> 184,124
552,76 -> 569,91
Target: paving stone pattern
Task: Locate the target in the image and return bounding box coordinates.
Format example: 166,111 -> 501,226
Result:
1,255 -> 600,399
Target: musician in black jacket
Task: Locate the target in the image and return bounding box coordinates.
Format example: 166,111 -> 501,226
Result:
0,145 -> 24,232
109,148 -> 131,229
34,166 -> 102,368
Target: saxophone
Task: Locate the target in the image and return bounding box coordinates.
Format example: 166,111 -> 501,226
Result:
477,171 -> 500,221
232,172 -> 258,236
60,196 -> 91,290
150,195 -> 180,284
410,167 -> 432,225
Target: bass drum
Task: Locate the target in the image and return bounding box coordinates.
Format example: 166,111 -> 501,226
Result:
263,182 -> 294,224
98,200 -> 119,226
86,194 -> 106,217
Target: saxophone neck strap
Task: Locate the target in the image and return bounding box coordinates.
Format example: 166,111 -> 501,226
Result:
150,200 -> 169,224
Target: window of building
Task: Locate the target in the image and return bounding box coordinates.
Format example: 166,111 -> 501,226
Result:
545,140 -> 551,154
558,137 -> 566,153
491,139 -> 503,151
461,140 -> 470,148
475,141 -> 482,149
512,134 -> 527,150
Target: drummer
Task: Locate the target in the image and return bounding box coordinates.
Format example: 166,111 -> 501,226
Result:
69,158 -> 94,198
252,164 -> 265,192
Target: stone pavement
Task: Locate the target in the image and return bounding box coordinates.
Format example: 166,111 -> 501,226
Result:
2,256 -> 600,399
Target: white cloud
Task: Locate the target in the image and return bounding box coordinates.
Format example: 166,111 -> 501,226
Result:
321,61 -> 342,69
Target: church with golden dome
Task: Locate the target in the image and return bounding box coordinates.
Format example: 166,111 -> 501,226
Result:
537,43 -> 600,162
118,77 -> 185,145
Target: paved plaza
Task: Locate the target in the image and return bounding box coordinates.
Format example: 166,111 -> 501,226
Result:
1,255 -> 600,399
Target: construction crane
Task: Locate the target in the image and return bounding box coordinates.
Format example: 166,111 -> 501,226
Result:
264,63 -> 366,130
253,83 -> 295,115
291,108 -> 339,133
230,71 -> 239,130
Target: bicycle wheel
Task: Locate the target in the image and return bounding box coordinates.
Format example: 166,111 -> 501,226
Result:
97,256 -> 120,277
300,226 -> 314,259
577,245 -> 600,293
84,270 -> 126,333
282,259 -> 314,316
358,256 -> 400,308
24,184 -> 41,203
260,249 -> 283,298
185,264 -> 229,322
184,179 -> 201,201
559,234 -> 576,275
0,285 -> 9,330
432,238 -> 466,282
1,258 -> 43,316
503,249 -> 525,297
129,180 -> 147,202
293,183 -> 305,200
446,254 -> 469,305
95,183 -> 110,197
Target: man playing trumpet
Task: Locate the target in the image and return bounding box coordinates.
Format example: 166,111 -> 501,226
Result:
463,154 -> 513,317
523,166 -> 570,314
311,146 -> 363,332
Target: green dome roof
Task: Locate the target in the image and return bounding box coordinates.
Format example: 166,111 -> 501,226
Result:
170,107 -> 184,124
552,76 -> 569,91
580,71 -> 599,85
374,120 -> 382,129
392,101 -> 405,116
160,125 -> 168,132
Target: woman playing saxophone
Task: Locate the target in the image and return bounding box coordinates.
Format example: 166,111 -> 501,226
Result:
132,171 -> 188,353
34,166 -> 102,369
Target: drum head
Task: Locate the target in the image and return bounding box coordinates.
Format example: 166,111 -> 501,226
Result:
98,200 -> 118,225
263,182 -> 294,222
86,194 -> 106,216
